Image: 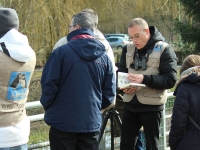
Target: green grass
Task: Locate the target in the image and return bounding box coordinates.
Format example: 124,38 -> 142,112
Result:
29,124 -> 49,145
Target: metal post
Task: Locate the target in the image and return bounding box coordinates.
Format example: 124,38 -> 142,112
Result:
110,110 -> 114,150
163,100 -> 167,150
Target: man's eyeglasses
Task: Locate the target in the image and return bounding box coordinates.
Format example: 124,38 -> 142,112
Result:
68,25 -> 76,30
130,29 -> 145,40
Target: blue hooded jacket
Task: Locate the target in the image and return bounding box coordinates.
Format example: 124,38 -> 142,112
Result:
40,29 -> 116,132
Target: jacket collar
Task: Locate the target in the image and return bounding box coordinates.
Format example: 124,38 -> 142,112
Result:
174,72 -> 200,96
67,28 -> 94,42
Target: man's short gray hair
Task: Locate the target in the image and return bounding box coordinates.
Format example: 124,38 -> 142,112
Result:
73,11 -> 95,31
128,18 -> 149,29
81,8 -> 98,27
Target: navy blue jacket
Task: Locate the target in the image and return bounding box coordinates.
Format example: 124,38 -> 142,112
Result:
169,73 -> 200,150
40,29 -> 116,132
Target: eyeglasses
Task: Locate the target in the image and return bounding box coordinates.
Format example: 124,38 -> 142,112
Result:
130,29 -> 145,40
68,25 -> 76,30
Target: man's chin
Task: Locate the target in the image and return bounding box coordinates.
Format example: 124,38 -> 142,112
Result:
135,44 -> 140,49
136,46 -> 144,50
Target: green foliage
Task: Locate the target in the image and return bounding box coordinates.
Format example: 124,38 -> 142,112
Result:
174,0 -> 200,62
113,49 -> 122,64
178,0 -> 200,21
174,42 -> 196,64
174,19 -> 200,44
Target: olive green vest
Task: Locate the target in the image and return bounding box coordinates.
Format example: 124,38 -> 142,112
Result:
0,52 -> 36,127
123,41 -> 168,105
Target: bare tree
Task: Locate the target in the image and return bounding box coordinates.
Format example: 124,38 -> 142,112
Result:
1,0 -> 180,65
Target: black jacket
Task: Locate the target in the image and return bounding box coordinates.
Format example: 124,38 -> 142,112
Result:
169,73 -> 200,150
118,26 -> 177,112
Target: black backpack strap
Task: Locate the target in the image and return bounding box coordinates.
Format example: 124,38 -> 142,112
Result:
189,116 -> 200,131
0,42 -> 10,57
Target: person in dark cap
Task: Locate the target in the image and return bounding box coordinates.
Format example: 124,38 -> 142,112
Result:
0,8 -> 19,36
0,8 -> 36,150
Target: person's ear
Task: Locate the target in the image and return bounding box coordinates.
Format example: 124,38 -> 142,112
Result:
144,29 -> 150,34
75,24 -> 81,29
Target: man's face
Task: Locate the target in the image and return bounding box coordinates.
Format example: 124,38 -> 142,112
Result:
68,18 -> 77,33
128,25 -> 150,49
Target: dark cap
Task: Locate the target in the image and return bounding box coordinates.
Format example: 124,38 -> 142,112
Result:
0,8 -> 19,34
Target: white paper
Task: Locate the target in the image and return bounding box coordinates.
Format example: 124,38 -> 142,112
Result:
118,72 -> 146,89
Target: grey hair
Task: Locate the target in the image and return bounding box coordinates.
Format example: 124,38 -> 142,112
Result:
73,11 -> 95,31
128,18 -> 149,29
81,8 -> 98,27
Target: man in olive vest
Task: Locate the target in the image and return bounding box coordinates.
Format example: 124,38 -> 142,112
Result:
0,8 -> 36,149
118,18 -> 177,150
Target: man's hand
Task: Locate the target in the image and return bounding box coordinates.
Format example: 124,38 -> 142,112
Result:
122,87 -> 137,94
127,73 -> 144,84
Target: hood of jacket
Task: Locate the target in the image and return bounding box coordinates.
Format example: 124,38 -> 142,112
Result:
174,73 -> 200,96
0,29 -> 34,62
148,26 -> 165,45
67,28 -> 106,61
139,26 -> 165,52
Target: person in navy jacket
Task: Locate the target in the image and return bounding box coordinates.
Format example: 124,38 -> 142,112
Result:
169,55 -> 200,150
40,11 -> 116,150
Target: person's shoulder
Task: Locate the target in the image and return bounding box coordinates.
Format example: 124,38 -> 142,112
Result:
53,37 -> 68,50
175,80 -> 196,94
155,41 -> 173,54
93,29 -> 110,48
52,40 -> 71,55
93,28 -> 104,39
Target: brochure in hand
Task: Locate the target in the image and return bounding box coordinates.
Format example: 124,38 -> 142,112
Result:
118,72 -> 146,89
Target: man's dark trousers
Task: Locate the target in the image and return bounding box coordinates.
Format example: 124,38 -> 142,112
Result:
120,108 -> 161,150
49,127 -> 99,150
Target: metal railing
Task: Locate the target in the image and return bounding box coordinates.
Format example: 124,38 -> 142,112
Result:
27,92 -> 175,150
